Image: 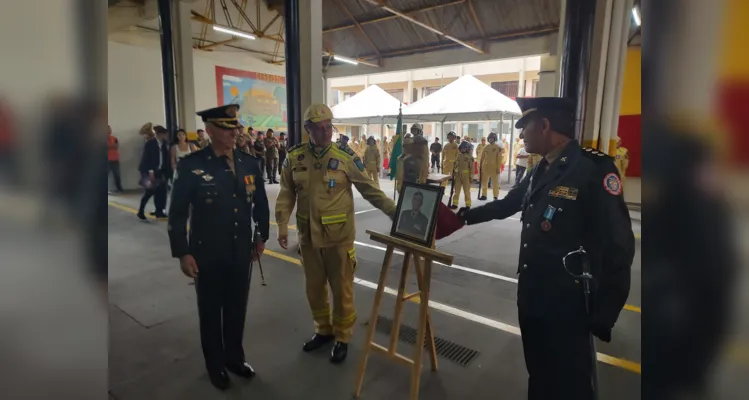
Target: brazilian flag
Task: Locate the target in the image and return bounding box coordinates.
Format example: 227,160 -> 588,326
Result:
389,105 -> 403,181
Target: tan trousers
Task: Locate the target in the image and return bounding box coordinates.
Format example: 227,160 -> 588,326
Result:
299,244 -> 358,343
452,172 -> 472,207
480,167 -> 499,198
366,168 -> 379,188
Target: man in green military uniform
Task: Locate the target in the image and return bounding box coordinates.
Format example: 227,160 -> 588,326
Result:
264,128 -> 280,184
168,104 -> 270,391
456,97 -> 634,399
275,104 -> 396,363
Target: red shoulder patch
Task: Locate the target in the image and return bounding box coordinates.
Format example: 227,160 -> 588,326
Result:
603,173 -> 622,195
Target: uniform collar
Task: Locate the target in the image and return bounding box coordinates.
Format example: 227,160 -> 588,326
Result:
308,141 -> 332,159
544,140 -> 570,165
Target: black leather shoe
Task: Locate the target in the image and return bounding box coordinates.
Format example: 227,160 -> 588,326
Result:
208,369 -> 230,391
478,196 -> 487,200
226,362 -> 256,379
302,333 -> 334,352
449,205 -> 458,210
330,342 -> 348,364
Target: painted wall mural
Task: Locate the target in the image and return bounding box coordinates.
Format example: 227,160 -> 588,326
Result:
215,66 -> 287,131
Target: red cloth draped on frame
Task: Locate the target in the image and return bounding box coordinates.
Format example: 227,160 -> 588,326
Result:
435,202 -> 464,239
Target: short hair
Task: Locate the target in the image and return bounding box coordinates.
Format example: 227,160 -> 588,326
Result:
197,129 -> 205,133
413,191 -> 424,200
154,125 -> 168,134
267,128 -> 274,133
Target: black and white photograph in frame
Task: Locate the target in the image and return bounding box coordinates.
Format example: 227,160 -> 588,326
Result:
391,182 -> 443,247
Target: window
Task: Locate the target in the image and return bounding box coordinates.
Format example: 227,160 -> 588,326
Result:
531,80 -> 539,97
385,89 -> 404,102
343,92 -> 357,100
422,86 -> 441,98
412,88 -> 418,103
491,81 -> 519,98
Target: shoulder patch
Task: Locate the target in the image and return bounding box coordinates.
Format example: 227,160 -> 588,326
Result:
603,173 -> 622,195
353,157 -> 366,172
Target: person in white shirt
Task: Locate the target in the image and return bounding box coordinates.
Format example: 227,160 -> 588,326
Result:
515,145 -> 530,185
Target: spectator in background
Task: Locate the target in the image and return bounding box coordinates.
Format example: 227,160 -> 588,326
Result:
236,131 -> 251,153
514,145 -> 529,185
171,128 -> 196,182
197,128 -> 210,149
278,132 -> 288,168
107,125 -> 124,193
0,98 -> 18,185
137,125 -> 170,221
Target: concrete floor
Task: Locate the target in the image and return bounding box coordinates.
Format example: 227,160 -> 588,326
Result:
108,179 -> 642,399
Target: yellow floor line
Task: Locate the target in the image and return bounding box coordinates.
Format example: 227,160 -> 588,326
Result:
108,201 -> 643,375
109,201 -> 641,313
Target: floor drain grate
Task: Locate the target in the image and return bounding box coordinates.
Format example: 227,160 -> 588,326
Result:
374,316 -> 480,367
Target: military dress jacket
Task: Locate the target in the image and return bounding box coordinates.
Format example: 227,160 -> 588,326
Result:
168,146 -> 270,267
464,141 -> 634,336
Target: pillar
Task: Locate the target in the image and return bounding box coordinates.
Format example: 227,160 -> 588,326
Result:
325,77 -> 334,106
558,0 -> 597,143
157,0 -> 177,140
299,0 -> 324,143
172,0 -> 196,133
284,0 -> 302,145
597,0 -> 633,154
518,59 -> 526,98
536,55 -> 560,97
406,71 -> 414,104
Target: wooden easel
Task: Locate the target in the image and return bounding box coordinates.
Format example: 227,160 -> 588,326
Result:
354,230 -> 454,400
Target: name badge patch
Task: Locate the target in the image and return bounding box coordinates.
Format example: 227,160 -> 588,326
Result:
603,173 -> 622,195
548,186 -> 578,200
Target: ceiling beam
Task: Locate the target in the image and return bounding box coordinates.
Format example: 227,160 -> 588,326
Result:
332,0 -> 381,57
323,51 -> 380,68
466,0 -> 485,38
361,0 -> 483,54
323,0 -> 466,34
357,26 -> 559,60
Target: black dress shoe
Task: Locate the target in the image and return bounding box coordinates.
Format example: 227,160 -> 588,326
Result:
302,333 -> 334,352
478,196 -> 487,200
208,369 -> 230,391
330,342 -> 348,364
226,362 -> 256,379
136,213 -> 148,222
449,205 -> 458,210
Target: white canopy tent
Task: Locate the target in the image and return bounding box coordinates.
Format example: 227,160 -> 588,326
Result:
401,75 -> 522,123
331,84 -> 404,125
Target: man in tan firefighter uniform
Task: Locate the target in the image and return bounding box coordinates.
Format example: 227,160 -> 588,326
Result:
363,136 -> 381,188
359,135 -> 368,157
475,137 -> 487,184
479,132 -> 503,200
450,140 -> 474,209
275,104 -> 396,364
395,134 -> 430,193
441,131 -> 459,182
614,136 -> 629,190
263,129 -> 280,183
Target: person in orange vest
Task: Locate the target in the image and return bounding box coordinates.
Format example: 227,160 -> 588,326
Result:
108,125 -> 124,193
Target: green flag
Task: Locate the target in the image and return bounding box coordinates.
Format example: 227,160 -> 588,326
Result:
388,106 -> 403,180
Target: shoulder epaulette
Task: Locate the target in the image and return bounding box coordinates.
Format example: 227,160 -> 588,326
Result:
337,143 -> 357,157
582,147 -> 613,162
287,143 -> 305,153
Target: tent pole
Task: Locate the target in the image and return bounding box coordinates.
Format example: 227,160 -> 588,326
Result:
508,116 -> 515,185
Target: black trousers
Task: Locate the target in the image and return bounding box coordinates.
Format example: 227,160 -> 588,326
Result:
138,173 -> 167,215
195,259 -> 252,372
519,313 -> 594,400
430,154 -> 440,171
279,151 -> 286,168
108,160 -> 123,192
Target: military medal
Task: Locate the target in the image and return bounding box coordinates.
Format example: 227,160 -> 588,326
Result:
244,175 -> 255,201
328,178 -> 335,194
202,174 -> 214,182
541,205 -> 556,232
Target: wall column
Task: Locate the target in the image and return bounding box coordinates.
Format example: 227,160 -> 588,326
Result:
156,0 -> 177,140
406,71 -> 414,104
518,58 -> 526,98
172,0 -> 196,133
299,0 -> 324,143
536,55 -> 560,97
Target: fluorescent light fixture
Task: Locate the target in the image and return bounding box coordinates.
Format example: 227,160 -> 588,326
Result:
213,25 -> 256,40
333,55 -> 359,66
632,7 -> 641,26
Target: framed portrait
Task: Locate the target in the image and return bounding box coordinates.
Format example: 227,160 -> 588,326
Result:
391,182 -> 444,247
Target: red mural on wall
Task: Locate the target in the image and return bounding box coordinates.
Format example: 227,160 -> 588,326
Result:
617,114 -> 641,177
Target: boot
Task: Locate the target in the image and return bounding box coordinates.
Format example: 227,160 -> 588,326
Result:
449,204 -> 458,210
479,196 -> 487,200
226,362 -> 256,379
207,369 -> 230,391
330,342 -> 348,364
302,333 -> 334,352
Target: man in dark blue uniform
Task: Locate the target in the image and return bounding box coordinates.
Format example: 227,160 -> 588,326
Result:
167,104 -> 270,391
456,97 -> 634,399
